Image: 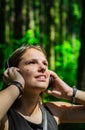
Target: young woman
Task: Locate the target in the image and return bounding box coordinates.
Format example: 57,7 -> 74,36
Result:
0,45 -> 85,130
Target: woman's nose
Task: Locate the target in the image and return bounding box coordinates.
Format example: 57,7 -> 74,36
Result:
38,63 -> 46,72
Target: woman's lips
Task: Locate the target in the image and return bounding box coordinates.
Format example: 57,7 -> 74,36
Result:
35,75 -> 46,81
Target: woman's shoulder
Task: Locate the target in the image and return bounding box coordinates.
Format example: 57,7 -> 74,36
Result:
44,101 -> 72,124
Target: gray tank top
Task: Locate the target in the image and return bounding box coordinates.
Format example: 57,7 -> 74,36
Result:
7,105 -> 58,130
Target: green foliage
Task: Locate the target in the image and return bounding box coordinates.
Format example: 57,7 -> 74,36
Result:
55,38 -> 80,86
12,29 -> 40,47
43,38 -> 81,102
20,29 -> 40,45
73,3 -> 81,19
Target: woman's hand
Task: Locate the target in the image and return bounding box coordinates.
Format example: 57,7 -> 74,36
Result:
46,71 -> 73,100
3,67 -> 25,89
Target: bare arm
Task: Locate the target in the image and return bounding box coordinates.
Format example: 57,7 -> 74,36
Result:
46,102 -> 85,124
75,90 -> 85,105
46,71 -> 85,105
0,67 -> 25,121
45,71 -> 85,124
0,85 -> 20,121
61,104 -> 85,123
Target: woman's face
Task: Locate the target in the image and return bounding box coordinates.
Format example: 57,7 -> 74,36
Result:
18,48 -> 50,92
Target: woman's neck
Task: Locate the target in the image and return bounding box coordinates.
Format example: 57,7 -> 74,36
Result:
16,93 -> 42,116
15,95 -> 43,124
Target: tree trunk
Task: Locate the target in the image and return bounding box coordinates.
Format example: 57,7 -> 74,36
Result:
0,0 -> 5,86
13,0 -> 23,39
0,0 -> 5,43
77,0 -> 85,90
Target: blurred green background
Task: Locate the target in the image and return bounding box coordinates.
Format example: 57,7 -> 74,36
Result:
0,0 -> 85,129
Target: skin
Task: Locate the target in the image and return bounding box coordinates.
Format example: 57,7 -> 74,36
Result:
0,48 -> 85,130
18,48 -> 50,92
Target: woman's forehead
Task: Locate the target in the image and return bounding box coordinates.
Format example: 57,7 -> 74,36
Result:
21,48 -> 47,60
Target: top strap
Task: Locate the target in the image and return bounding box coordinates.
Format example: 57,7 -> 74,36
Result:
41,106 -> 47,130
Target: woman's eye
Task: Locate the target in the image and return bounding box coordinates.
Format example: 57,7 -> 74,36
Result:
25,61 -> 35,65
29,61 -> 35,64
44,62 -> 48,66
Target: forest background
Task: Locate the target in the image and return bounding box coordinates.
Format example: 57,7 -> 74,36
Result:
0,0 -> 85,130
